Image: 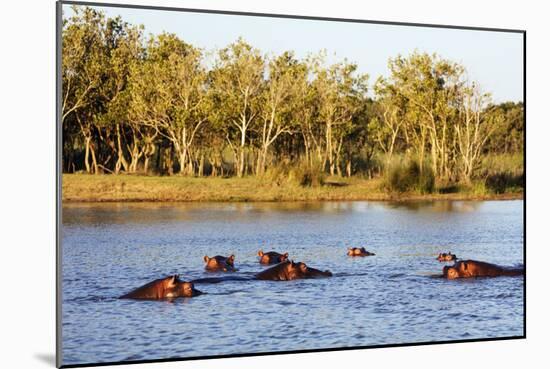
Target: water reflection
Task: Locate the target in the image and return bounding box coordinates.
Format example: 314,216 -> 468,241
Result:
62,200 -> 486,226
385,201 -> 482,212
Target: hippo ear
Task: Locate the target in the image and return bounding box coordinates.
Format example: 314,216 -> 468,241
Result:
300,263 -> 308,272
204,256 -> 209,263
283,253 -> 288,258
228,254 -> 235,262
168,275 -> 177,287
258,250 -> 263,257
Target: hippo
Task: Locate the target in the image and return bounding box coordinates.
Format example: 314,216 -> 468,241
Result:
120,275 -> 202,299
204,254 -> 236,272
347,247 -> 375,257
256,260 -> 332,281
301,263 -> 333,278
437,252 -> 457,262
443,260 -> 525,279
258,250 -> 289,265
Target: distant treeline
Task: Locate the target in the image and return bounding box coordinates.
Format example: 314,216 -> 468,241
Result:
62,6 -> 524,186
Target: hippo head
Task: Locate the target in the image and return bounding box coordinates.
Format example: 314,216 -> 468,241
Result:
347,247 -> 365,256
278,252 -> 289,263
226,254 -> 235,267
295,261 -> 309,274
299,262 -> 333,277
443,265 -> 459,279
437,252 -> 457,262
443,262 -> 470,279
171,281 -> 202,297
204,255 -> 236,272
284,260 -> 308,279
348,247 -> 372,256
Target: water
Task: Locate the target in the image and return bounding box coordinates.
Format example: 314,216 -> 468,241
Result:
61,200 -> 524,366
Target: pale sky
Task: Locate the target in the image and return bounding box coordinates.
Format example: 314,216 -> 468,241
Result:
63,4 -> 524,103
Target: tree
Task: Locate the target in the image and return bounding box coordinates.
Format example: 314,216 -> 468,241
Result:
386,52 -> 464,178
95,17 -> 147,174
455,82 -> 497,182
484,102 -> 524,154
210,39 -> 265,177
372,77 -> 405,162
295,56 -> 322,168
312,59 -> 368,176
62,6 -> 107,173
128,33 -> 207,175
256,51 -> 305,174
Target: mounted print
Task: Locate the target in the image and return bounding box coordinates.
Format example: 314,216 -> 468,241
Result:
57,1 -> 525,367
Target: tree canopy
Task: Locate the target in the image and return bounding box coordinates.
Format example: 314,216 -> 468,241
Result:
61,6 -> 524,187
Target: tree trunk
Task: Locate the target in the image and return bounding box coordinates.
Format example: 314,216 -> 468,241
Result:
144,156 -> 150,174
179,151 -> 187,175
238,149 -> 245,178
430,134 -> 437,177
115,124 -> 129,175
90,141 -> 98,174
326,122 -> 333,175
198,154 -> 205,177
84,136 -> 91,174
143,142 -> 155,175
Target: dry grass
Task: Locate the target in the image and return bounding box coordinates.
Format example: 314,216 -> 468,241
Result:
62,174 -> 523,203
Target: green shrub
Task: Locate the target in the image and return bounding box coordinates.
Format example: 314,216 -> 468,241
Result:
476,153 -> 524,194
485,172 -> 524,194
289,160 -> 326,187
262,159 -> 326,187
383,159 -> 435,194
262,163 -> 289,186
478,153 -> 523,177
469,180 -> 489,195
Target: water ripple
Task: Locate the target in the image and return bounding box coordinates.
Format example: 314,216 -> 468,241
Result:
61,200 -> 524,366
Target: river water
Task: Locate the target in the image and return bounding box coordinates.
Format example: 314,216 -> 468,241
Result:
61,200 -> 524,366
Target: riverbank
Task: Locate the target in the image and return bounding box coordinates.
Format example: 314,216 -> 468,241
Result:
62,174 -> 523,202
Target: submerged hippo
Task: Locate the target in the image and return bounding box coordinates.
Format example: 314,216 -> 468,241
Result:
120,275 -> 202,299
437,252 -> 457,262
258,250 -> 289,265
347,247 -> 375,257
256,260 -> 332,281
204,254 -> 236,272
443,260 -> 524,279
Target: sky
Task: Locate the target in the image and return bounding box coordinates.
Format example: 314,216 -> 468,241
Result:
63,4 -> 524,103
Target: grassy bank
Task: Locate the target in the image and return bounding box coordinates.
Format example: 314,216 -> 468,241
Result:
62,174 -> 523,202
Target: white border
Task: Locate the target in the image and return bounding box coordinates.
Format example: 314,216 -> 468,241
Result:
1,1 -> 547,369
